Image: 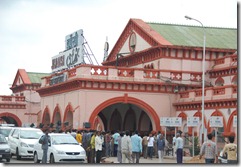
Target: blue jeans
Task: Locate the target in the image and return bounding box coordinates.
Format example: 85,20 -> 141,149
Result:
176,148 -> 183,163
205,158 -> 215,163
42,149 -> 48,163
148,146 -> 153,159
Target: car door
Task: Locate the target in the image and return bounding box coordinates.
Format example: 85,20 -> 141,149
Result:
8,129 -> 19,154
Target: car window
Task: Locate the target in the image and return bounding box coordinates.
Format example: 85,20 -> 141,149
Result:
12,129 -> 19,138
20,130 -> 42,139
52,135 -> 78,145
0,128 -> 12,137
0,135 -> 7,143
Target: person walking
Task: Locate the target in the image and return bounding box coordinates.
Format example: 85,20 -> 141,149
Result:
90,131 -> 96,163
199,133 -> 218,163
175,133 -> 183,163
40,129 -> 50,163
222,134 -> 237,163
157,134 -> 165,163
147,132 -> 154,160
131,130 -> 142,163
121,130 -> 132,163
142,133 -> 148,159
95,131 -> 104,163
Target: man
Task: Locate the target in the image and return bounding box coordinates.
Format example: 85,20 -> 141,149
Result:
147,132 -> 154,159
121,130 -> 132,163
142,133 -> 148,159
90,131 -> 96,163
199,133 -> 218,163
157,134 -> 165,162
76,130 -> 82,144
104,131 -> 111,158
222,134 -> 237,163
172,135 -> 176,157
41,129 -> 50,163
112,130 -> 120,157
175,133 -> 183,163
131,130 -> 142,163
95,131 -> 104,163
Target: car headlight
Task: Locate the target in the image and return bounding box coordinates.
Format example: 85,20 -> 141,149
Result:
80,150 -> 86,154
56,150 -> 65,154
20,142 -> 29,147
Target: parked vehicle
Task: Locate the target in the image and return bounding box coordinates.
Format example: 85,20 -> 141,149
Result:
33,133 -> 86,163
8,127 -> 43,160
0,124 -> 15,141
0,134 -> 11,162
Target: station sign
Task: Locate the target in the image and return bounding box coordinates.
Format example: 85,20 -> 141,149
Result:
50,74 -> 66,85
210,116 -> 223,127
187,117 -> 200,127
160,117 -> 182,127
51,29 -> 84,73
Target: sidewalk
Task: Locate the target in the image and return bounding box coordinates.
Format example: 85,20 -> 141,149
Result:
104,155 -> 193,164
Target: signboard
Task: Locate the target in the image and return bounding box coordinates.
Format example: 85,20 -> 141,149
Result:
65,29 -> 83,50
233,116 -> 237,127
160,117 -> 182,127
210,116 -> 223,127
52,29 -> 84,72
50,74 -> 66,85
187,117 -> 200,127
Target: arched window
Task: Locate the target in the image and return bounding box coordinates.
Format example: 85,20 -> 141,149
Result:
232,75 -> 237,85
215,77 -> 224,86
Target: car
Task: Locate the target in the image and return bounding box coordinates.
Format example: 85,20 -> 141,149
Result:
218,150 -> 227,163
0,125 -> 15,141
0,134 -> 11,162
8,127 -> 43,160
33,133 -> 86,163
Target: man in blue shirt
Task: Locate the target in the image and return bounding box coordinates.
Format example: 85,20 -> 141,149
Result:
175,133 -> 183,163
131,130 -> 142,163
112,130 -> 120,157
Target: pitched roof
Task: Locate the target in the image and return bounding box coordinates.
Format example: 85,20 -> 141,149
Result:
27,72 -> 50,84
147,22 -> 237,49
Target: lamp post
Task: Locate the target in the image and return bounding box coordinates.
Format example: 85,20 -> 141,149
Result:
185,15 -> 206,145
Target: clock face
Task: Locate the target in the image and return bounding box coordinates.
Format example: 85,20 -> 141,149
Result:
129,32 -> 136,53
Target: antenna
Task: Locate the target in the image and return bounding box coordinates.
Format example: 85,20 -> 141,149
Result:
103,36 -> 109,62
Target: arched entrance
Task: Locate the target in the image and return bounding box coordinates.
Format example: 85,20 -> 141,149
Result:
89,95 -> 160,133
0,112 -> 22,126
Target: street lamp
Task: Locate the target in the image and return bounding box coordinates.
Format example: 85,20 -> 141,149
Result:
185,15 -> 206,144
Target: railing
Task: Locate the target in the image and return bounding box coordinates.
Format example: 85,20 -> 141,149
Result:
0,96 -> 25,103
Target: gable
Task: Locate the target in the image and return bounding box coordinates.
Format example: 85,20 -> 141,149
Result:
12,69 -> 31,88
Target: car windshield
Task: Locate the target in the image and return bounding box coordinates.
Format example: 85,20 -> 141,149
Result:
20,130 -> 42,139
51,135 -> 78,145
0,129 -> 12,137
0,135 -> 8,143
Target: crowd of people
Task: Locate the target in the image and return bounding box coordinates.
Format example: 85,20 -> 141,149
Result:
40,128 -> 237,164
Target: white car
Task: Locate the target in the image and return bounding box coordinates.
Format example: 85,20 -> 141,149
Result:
8,127 -> 43,160
33,133 -> 86,163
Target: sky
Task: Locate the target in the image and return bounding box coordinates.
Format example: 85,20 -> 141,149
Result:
0,0 -> 238,95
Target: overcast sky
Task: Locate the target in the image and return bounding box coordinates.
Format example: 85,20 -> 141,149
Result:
0,0 -> 237,95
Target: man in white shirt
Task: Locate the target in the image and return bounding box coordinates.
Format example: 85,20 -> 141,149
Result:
121,130 -> 132,163
172,135 -> 176,157
95,131 -> 104,163
175,133 -> 183,163
147,133 -> 154,159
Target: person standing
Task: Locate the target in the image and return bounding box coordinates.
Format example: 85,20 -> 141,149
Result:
175,133 -> 183,163
142,133 -> 148,159
41,129 -> 50,163
199,133 -> 218,163
104,131 -> 111,157
117,132 -> 124,163
131,130 -> 142,163
172,135 -> 176,157
90,131 -> 96,163
95,131 -> 104,163
147,132 -> 154,160
222,134 -> 237,163
76,130 -> 82,144
157,134 -> 165,163
121,130 -> 132,163
112,130 -> 120,157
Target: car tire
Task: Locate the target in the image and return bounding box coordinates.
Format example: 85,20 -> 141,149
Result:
50,154 -> 55,163
34,152 -> 40,163
6,158 -> 10,162
16,148 -> 21,160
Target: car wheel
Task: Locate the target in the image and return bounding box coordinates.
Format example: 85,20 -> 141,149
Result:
34,152 -> 40,163
6,158 -> 10,162
50,154 -> 55,163
16,148 -> 21,160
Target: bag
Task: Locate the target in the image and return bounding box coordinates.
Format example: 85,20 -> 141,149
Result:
39,136 -> 44,144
